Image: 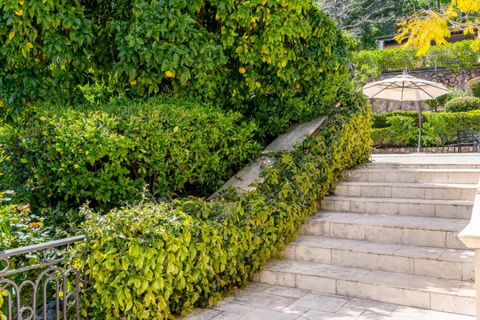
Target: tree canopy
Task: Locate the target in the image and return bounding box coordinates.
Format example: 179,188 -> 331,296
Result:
396,0 -> 480,55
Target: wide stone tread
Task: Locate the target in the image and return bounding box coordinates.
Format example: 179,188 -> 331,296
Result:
301,212 -> 469,249
258,259 -> 475,315
321,196 -> 473,219
335,181 -> 477,201
343,168 -> 480,184
361,163 -> 480,169
284,236 -> 474,281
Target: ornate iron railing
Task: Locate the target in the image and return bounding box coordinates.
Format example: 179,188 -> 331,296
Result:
0,236 -> 86,320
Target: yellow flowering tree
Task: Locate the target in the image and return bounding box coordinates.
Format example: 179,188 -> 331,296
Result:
396,0 -> 480,55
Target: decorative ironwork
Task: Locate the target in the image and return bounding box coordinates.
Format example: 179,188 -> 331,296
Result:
0,236 -> 85,320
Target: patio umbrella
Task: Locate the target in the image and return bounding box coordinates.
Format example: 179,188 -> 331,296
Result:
363,74 -> 449,152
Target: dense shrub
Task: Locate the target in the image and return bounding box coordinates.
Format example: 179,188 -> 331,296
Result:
1,98 -> 260,212
371,115 -> 418,148
467,77 -> 480,98
353,40 -> 479,82
75,97 -> 372,319
372,110 -> 480,148
425,88 -> 464,112
423,110 -> 480,146
0,0 -> 93,115
445,96 -> 480,113
2,1 -> 352,139
372,110 -> 419,128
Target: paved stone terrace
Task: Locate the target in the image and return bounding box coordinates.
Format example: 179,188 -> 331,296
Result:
183,283 -> 474,320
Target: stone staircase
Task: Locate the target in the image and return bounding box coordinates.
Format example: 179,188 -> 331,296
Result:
257,161 -> 480,316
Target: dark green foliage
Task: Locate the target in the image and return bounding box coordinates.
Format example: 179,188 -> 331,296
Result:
76,97 -> 372,319
445,96 -> 480,113
1,98 -> 260,212
372,110 -> 419,128
425,88 -> 464,112
1,0 -> 353,138
371,115 -> 418,147
353,40 -> 479,83
372,110 -> 480,148
467,77 -> 480,98
0,0 -> 93,116
423,110 -> 480,146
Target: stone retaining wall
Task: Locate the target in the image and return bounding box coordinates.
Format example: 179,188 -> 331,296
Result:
371,67 -> 480,114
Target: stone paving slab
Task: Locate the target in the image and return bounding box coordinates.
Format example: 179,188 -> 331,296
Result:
180,283 -> 474,320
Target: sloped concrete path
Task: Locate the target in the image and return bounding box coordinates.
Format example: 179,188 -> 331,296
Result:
183,282 -> 474,320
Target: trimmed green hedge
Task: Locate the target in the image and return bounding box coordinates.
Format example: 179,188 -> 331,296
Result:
353,40 -> 479,82
372,110 -> 480,148
445,96 -> 480,113
423,110 -> 480,146
467,77 -> 480,98
371,115 -> 418,148
75,95 -> 372,319
1,98 -> 260,212
372,110 -> 419,128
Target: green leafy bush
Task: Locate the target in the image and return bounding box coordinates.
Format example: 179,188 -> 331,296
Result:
467,77 -> 480,98
76,97 -> 372,319
1,98 -> 260,212
445,96 -> 480,113
423,110 -> 480,146
425,88 -> 464,112
0,0 -> 93,115
372,115 -> 418,148
372,111 -> 419,128
2,1 -> 352,139
353,40 -> 479,82
372,110 -> 480,148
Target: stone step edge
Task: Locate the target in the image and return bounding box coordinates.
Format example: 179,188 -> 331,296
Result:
257,260 -> 475,315
322,196 -> 473,206
344,168 -> 480,173
307,212 -> 468,232
337,181 -> 478,189
361,163 -> 480,169
260,260 -> 474,298
288,236 -> 474,264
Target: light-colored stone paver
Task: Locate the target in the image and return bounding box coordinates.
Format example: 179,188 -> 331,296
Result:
180,283 -> 474,320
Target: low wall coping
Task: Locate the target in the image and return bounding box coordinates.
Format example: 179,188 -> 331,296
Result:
211,116 -> 327,198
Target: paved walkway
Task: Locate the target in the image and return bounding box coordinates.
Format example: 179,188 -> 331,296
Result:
183,283 -> 474,320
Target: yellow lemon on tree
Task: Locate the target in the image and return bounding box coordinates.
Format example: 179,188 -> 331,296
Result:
165,70 -> 174,78
15,9 -> 23,16
129,79 -> 137,86
26,42 -> 33,49
239,67 -> 247,74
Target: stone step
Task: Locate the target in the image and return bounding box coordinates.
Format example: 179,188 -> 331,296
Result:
300,212 -> 468,249
257,260 -> 475,315
362,162 -> 480,169
321,196 -> 473,219
283,236 -> 474,281
343,168 -> 480,184
335,181 -> 477,201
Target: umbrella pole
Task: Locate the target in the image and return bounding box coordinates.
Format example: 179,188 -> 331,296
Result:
417,102 -> 423,153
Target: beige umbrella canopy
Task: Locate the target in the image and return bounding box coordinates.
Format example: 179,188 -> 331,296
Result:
363,75 -> 449,101
363,74 -> 450,152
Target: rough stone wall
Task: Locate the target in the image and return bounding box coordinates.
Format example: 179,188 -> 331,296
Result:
370,67 -> 480,114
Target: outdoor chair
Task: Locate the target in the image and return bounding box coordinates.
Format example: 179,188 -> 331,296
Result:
456,128 -> 480,152
438,131 -> 457,152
